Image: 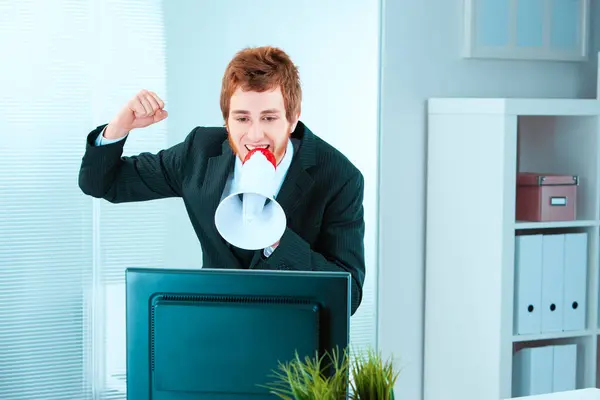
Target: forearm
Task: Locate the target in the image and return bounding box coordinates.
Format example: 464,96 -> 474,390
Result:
256,227 -> 365,316
78,124 -> 188,202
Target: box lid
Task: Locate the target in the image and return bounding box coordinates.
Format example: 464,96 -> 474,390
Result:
517,172 -> 578,186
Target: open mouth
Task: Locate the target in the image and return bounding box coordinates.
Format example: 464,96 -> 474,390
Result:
245,145 -> 270,151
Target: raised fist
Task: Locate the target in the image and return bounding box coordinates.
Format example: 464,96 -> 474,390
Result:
104,89 -> 168,139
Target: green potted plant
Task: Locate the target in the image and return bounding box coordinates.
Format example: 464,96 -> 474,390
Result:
349,347 -> 399,400
261,347 -> 350,400
262,346 -> 399,399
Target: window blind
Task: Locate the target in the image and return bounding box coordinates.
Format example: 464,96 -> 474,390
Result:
0,1 -> 94,399
0,0 -> 168,399
87,1 -> 168,399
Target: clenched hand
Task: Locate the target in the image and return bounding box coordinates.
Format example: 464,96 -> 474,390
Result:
104,89 -> 168,140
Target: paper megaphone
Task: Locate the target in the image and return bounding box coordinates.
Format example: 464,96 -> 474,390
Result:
214,148 -> 286,250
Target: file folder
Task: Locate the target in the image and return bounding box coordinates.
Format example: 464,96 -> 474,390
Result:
514,234 -> 543,335
541,234 -> 565,333
552,344 -> 577,392
562,233 -> 587,331
513,345 -> 554,396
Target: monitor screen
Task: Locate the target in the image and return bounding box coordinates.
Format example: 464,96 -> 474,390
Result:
125,268 -> 351,399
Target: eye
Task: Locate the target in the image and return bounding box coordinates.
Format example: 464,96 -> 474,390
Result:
236,117 -> 249,123
263,116 -> 278,122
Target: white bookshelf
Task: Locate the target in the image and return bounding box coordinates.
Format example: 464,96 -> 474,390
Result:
423,97 -> 600,400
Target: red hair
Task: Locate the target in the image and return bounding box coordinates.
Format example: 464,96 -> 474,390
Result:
220,46 -> 302,123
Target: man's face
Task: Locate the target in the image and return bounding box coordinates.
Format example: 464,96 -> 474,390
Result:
226,86 -> 297,165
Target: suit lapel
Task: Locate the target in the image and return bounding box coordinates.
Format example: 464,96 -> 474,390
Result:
275,161 -> 313,216
275,122 -> 316,220
202,140 -> 234,214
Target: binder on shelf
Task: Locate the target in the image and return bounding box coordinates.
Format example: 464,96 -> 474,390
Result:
514,234 -> 543,335
552,344 -> 577,392
512,345 -> 554,396
541,234 -> 565,333
513,344 -> 578,397
562,233 -> 587,332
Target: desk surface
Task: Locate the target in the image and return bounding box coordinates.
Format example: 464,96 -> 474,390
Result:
508,389 -> 600,400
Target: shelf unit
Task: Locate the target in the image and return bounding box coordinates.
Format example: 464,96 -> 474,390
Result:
423,97 -> 600,400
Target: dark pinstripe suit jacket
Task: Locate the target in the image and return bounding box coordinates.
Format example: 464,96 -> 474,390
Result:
78,121 -> 365,315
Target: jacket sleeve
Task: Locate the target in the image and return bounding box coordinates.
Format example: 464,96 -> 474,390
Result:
78,124 -> 195,203
254,170 -> 366,316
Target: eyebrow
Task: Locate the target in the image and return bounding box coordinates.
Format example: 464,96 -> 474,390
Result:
231,109 -> 281,115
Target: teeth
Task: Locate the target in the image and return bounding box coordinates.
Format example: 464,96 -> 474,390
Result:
245,145 -> 269,150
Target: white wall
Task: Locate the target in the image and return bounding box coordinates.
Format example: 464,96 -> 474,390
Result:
161,0 -> 380,350
378,0 -> 600,399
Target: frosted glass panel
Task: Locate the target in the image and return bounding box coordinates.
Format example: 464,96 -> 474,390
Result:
476,0 -> 509,46
465,0 -> 587,60
516,0 -> 544,47
0,1 -> 169,399
550,0 -> 580,48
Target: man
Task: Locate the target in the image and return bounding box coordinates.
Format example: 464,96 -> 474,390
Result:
78,46 -> 366,315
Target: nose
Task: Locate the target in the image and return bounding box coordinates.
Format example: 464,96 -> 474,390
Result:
247,123 -> 264,141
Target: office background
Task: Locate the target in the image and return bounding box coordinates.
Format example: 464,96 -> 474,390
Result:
1,0 -> 600,399
1,0 -> 378,399
379,1 -> 600,399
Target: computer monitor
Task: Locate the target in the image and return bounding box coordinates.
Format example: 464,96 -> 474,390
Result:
125,267 -> 351,399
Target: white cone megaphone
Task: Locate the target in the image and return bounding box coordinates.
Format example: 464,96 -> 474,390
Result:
214,148 -> 286,250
